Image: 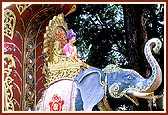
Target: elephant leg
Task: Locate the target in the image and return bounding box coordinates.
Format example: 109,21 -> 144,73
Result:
75,89 -> 83,111
75,73 -> 105,110
75,89 -> 102,111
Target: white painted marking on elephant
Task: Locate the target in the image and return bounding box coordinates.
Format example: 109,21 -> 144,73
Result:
70,80 -> 77,111
122,69 -> 144,79
109,82 -> 122,98
144,38 -> 162,92
104,74 -> 108,96
135,85 -> 142,90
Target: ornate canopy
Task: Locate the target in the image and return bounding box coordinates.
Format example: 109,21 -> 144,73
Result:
43,13 -> 91,87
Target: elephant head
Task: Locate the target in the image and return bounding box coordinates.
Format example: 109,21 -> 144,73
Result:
74,38 -> 163,110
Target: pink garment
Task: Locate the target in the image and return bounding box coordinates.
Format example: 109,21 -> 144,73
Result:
63,43 -> 78,62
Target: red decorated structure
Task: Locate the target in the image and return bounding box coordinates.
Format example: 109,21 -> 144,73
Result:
3,4 -> 76,111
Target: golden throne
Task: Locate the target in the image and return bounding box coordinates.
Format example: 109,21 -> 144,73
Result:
43,13 -> 91,87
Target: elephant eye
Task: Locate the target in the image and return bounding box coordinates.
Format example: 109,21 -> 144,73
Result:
127,75 -> 132,79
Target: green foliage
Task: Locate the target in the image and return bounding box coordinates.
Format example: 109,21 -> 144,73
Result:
66,4 -> 164,69
65,4 -> 164,111
145,4 -> 164,39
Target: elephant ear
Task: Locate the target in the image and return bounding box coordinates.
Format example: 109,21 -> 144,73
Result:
75,68 -> 105,111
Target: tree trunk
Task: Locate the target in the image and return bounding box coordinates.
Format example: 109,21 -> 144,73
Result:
123,4 -> 150,77
123,4 -> 151,111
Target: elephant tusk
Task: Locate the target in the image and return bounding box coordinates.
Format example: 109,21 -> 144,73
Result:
125,90 -> 163,106
126,89 -> 153,97
131,90 -> 163,99
127,90 -> 154,99
132,91 -> 154,98
136,94 -> 163,100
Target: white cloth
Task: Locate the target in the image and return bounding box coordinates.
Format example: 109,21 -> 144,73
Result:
42,79 -> 74,111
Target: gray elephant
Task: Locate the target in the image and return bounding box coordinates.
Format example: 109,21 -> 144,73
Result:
74,38 -> 163,111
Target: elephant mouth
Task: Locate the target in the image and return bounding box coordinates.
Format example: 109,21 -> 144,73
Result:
125,89 -> 163,106
108,83 -> 163,106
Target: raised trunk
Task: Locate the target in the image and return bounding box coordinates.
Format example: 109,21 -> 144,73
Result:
144,38 -> 162,92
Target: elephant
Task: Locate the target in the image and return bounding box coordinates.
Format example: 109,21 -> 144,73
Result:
74,38 -> 163,111
36,38 -> 163,111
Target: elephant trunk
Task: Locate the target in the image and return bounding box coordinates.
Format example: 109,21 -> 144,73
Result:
144,38 -> 162,92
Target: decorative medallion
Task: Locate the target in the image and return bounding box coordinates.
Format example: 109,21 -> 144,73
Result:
49,94 -> 64,111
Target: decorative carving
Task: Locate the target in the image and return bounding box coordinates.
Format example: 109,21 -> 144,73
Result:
65,5 -> 77,16
43,13 -> 91,87
108,83 -> 144,106
4,54 -> 16,111
109,82 -> 125,98
103,64 -> 121,73
16,4 -> 31,15
4,9 -> 16,40
43,13 -> 68,62
22,6 -> 61,111
45,55 -> 83,86
97,96 -> 113,111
